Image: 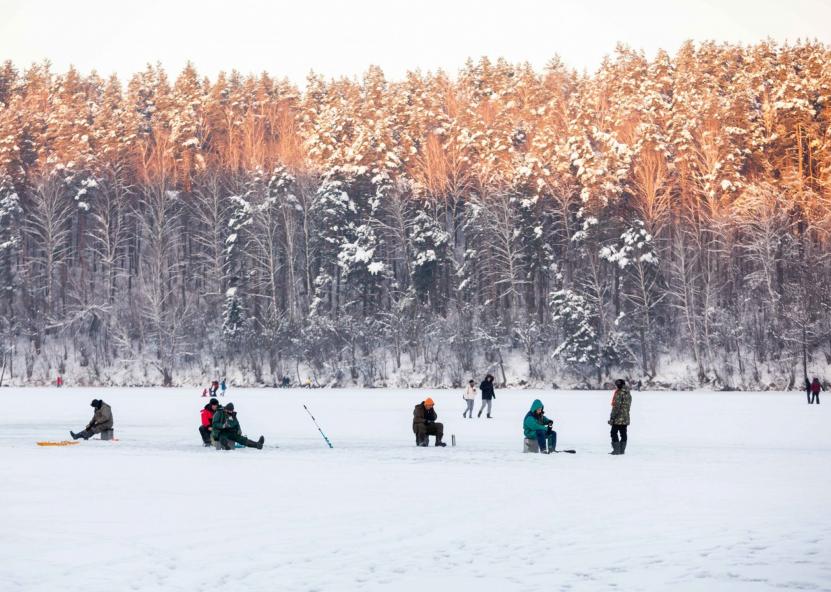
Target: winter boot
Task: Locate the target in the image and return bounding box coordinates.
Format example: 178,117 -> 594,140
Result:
620,440 -> 627,455
70,430 -> 91,440
477,410 -> 482,418
242,437 -> 263,449
610,441 -> 621,455
487,414 -> 492,419
435,440 -> 447,447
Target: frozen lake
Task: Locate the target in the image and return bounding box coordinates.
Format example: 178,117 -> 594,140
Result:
1,387 -> 829,591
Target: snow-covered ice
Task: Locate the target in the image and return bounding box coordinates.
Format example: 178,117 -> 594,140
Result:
1,387 -> 829,591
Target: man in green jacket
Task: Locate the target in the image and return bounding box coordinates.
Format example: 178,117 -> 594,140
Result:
212,402 -> 265,450
523,399 -> 556,453
609,379 -> 632,455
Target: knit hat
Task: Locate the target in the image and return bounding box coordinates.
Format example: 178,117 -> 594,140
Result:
424,398 -> 434,407
90,399 -> 100,408
225,402 -> 235,411
209,398 -> 219,406
615,379 -> 626,389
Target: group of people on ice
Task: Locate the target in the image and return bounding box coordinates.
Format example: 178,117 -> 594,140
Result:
202,379 -> 226,398
462,374 -> 497,418
199,397 -> 265,449
415,377 -> 633,455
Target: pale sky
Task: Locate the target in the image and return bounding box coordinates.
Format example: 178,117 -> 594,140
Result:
2,0 -> 830,82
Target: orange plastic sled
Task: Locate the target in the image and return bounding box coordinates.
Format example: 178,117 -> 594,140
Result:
36,441 -> 80,447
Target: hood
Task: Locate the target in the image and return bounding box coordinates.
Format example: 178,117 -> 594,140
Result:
529,399 -> 543,413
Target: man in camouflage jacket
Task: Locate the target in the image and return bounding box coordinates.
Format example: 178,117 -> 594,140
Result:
70,399 -> 113,440
609,379 -> 632,455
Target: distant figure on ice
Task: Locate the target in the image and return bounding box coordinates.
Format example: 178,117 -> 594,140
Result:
805,377 -> 812,404
281,376 -> 291,388
413,397 -> 446,447
212,402 -> 265,450
809,378 -> 823,404
478,374 -> 495,418
209,380 -> 220,397
199,398 -> 220,446
220,378 -> 227,396
609,379 -> 632,455
202,387 -> 208,398
56,375 -> 63,388
304,377 -> 313,388
70,399 -> 113,440
523,399 -> 556,453
463,379 -> 476,418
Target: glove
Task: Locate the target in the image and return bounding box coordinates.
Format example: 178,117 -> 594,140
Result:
547,420 -> 554,426
607,419 -> 613,426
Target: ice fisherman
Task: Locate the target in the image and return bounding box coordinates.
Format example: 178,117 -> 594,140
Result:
413,397 -> 446,447
199,398 -> 220,446
211,402 -> 265,450
70,399 -> 113,440
523,399 -> 557,453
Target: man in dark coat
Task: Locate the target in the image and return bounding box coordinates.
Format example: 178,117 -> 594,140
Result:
805,377 -> 812,404
609,379 -> 632,455
413,398 -> 446,447
477,374 -> 496,418
810,377 -> 823,404
70,399 -> 114,440
199,398 -> 220,446
211,402 -> 265,450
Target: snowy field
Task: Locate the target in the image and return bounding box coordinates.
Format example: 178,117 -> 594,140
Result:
1,387 -> 829,592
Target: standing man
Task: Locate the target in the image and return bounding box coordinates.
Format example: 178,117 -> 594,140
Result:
220,378 -> 227,397
609,379 -> 632,455
413,397 -> 446,447
199,398 -> 220,446
70,399 -> 114,440
810,377 -> 823,404
805,377 -> 812,404
477,374 -> 496,418
462,379 -> 476,418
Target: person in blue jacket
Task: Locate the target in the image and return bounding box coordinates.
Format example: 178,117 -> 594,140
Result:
523,399 -> 557,453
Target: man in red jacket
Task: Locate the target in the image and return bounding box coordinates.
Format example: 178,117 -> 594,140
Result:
810,378 -> 823,404
199,398 -> 220,446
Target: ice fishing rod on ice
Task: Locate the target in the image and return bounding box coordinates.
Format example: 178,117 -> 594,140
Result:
303,404 -> 334,449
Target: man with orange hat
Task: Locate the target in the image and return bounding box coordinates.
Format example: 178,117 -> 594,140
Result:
413,397 -> 446,447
